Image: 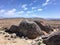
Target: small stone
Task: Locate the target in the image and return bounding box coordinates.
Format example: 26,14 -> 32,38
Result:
10,33 -> 16,38
25,37 -> 28,40
8,38 -> 11,40
13,41 -> 16,43
0,31 -> 2,34
0,31 -> 5,34
40,43 -> 46,45
4,35 -> 9,37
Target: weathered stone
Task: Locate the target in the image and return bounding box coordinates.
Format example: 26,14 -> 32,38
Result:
5,25 -> 19,33
18,20 -> 43,39
34,20 -> 53,34
5,20 -> 44,39
10,33 -> 17,39
4,34 -> 9,37
43,31 -> 60,45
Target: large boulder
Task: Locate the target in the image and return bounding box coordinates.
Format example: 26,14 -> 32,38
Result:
5,20 -> 44,39
18,20 -> 43,39
34,20 -> 53,34
43,31 -> 60,45
5,25 -> 19,33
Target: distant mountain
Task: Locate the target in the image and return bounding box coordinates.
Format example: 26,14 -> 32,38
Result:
45,18 -> 60,21
0,17 -> 46,21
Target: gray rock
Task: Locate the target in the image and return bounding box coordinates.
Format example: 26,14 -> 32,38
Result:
5,25 -> 19,33
18,20 -> 43,39
5,20 -> 44,39
34,20 -> 53,33
43,31 -> 60,45
10,33 -> 17,39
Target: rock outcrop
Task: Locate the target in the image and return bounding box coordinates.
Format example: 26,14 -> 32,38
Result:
18,20 -> 43,39
43,30 -> 60,45
5,20 -> 44,39
5,25 -> 19,33
34,20 -> 53,34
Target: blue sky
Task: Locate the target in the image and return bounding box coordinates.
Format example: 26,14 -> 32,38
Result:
0,0 -> 60,18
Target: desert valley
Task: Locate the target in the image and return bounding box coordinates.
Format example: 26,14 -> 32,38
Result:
0,18 -> 60,45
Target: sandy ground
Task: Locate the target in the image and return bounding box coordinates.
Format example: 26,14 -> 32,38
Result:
0,18 -> 46,45
0,18 -> 60,45
0,30 -> 33,45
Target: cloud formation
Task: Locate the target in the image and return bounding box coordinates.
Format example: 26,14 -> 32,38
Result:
5,9 -> 16,15
0,9 -> 5,13
21,4 -> 28,10
32,7 -> 36,10
0,8 -> 33,17
0,0 -> 58,18
42,0 -> 50,6
37,8 -> 43,11
18,11 -> 24,14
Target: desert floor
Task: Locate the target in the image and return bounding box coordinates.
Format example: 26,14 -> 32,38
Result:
0,18 -> 60,45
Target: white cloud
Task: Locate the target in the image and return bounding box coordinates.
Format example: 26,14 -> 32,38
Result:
22,4 -> 27,8
0,10 -> 5,13
5,9 -> 16,15
38,9 -> 43,11
0,9 -> 26,17
49,0 -> 57,5
18,11 -> 24,14
24,8 -> 28,10
27,11 -> 31,14
22,4 -> 28,10
46,0 -> 50,2
32,7 -> 36,9
0,9 -> 25,17
8,9 -> 16,13
42,0 -> 50,6
0,8 -> 42,18
26,10 -> 36,14
26,11 -> 32,14
0,9 -> 16,18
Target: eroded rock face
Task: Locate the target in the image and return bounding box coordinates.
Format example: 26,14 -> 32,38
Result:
34,20 -> 53,34
5,20 -> 44,39
18,20 -> 43,39
5,25 -> 19,33
43,31 -> 60,45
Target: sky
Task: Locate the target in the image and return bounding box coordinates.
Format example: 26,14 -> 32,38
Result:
0,0 -> 60,18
